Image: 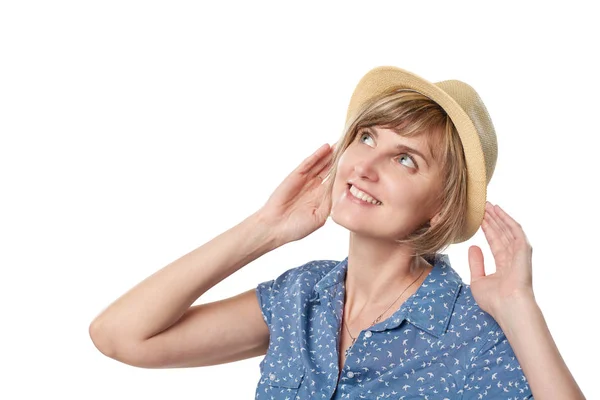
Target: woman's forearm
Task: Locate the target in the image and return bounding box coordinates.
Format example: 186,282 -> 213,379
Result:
495,294 -> 585,399
89,211 -> 280,354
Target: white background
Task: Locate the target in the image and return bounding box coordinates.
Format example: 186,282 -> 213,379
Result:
1,1 -> 598,399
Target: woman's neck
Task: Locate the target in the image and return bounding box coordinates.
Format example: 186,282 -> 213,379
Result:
344,233 -> 433,322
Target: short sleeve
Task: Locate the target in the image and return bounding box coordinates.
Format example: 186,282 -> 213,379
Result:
254,265 -> 305,329
255,278 -> 275,327
460,320 -> 533,399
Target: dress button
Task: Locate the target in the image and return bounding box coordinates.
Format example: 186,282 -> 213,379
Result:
364,330 -> 372,338
269,373 -> 276,381
346,371 -> 355,378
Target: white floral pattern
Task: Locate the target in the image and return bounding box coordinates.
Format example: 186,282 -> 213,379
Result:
255,254 -> 533,399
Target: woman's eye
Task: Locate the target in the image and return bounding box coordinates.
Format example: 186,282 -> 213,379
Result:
398,154 -> 417,169
359,132 -> 373,145
359,132 -> 417,169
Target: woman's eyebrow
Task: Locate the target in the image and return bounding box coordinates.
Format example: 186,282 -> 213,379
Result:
365,127 -> 431,167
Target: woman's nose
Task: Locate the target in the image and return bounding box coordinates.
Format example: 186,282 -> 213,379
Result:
353,155 -> 380,181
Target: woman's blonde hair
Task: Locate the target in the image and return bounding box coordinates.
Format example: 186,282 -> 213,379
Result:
324,89 -> 468,258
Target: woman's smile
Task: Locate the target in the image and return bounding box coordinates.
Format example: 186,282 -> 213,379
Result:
345,184 -> 383,207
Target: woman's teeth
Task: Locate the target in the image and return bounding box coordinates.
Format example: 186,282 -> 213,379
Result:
349,185 -> 382,205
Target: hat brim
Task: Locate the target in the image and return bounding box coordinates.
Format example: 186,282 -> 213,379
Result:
345,66 -> 487,242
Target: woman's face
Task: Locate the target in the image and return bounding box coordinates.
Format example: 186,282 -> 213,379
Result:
330,125 -> 444,241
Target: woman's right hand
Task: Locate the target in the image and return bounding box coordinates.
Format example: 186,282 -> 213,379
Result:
257,143 -> 336,246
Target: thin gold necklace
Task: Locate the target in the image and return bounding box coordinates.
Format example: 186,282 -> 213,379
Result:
342,266 -> 425,358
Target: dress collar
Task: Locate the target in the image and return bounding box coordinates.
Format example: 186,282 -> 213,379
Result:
311,254 -> 463,338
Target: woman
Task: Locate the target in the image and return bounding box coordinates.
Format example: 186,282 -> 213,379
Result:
89,66 -> 585,399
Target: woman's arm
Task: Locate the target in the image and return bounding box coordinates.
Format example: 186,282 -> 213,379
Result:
468,202 -> 585,399
89,143 -> 335,368
494,292 -> 584,399
88,211 -> 279,367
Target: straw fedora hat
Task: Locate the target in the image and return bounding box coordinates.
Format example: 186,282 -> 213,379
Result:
345,66 -> 498,243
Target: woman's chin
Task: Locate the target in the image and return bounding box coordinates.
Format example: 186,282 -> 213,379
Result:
331,212 -> 381,236
330,210 -> 411,242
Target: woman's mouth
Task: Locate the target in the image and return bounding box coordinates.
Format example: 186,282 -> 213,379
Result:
347,184 -> 382,206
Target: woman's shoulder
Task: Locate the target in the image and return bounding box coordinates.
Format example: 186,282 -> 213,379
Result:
255,259 -> 343,326
450,282 -> 507,349
290,258 -> 342,278
454,283 -> 497,322
257,259 -> 343,295
433,254 -> 498,326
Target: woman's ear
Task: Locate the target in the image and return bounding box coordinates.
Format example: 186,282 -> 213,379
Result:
430,213 -> 441,227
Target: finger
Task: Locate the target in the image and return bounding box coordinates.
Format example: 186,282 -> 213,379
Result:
296,144 -> 333,175
485,201 -> 513,246
468,245 -> 486,283
487,203 -> 516,242
278,146 -> 330,196
303,158 -> 334,194
494,204 -> 526,243
311,149 -> 335,179
481,217 -> 514,270
481,217 -> 500,252
317,181 -> 333,219
315,162 -> 334,185
297,154 -> 335,200
483,203 -> 511,248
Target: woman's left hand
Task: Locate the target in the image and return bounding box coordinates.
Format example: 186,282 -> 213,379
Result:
468,201 -> 535,319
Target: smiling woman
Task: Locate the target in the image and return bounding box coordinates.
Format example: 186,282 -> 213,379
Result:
326,88 -> 469,258
89,66 -> 586,400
